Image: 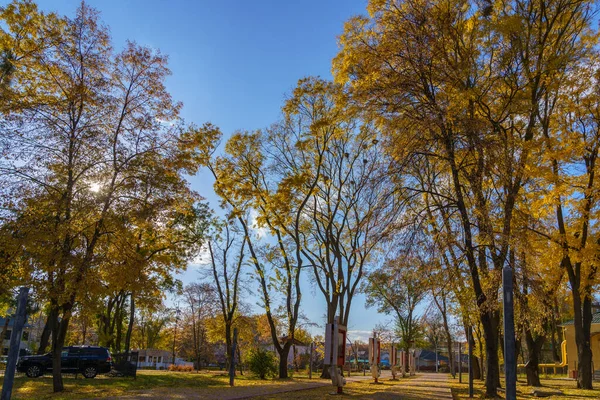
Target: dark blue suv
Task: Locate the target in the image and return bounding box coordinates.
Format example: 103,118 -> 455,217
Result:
17,346 -> 112,378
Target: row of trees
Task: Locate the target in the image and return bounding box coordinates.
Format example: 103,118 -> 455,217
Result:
1,1 -> 396,386
192,0 -> 600,393
3,0 -> 600,396
332,0 -> 600,394
0,1 -> 212,392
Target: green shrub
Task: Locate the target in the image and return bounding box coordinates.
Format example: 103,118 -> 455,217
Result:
245,347 -> 277,379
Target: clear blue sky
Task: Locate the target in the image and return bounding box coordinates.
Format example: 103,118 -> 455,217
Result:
36,0 -> 394,342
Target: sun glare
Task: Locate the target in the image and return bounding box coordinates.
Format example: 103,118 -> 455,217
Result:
90,182 -> 101,193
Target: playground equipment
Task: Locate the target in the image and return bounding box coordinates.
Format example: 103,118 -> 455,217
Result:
517,340 -> 567,370
368,332 -> 381,383
325,317 -> 347,394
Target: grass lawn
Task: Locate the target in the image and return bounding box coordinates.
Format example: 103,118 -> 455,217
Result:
4,369 -> 319,400
260,378 -> 433,399
450,374 -> 600,399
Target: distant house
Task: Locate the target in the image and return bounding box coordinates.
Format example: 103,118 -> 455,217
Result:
134,349 -> 193,369
561,312 -> 600,379
416,349 -> 449,370
1,317 -> 33,356
265,336 -> 311,367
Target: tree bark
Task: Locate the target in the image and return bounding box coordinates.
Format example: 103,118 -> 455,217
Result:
278,342 -> 292,379
472,354 -> 481,380
124,293 -> 135,354
1,316 -> 9,352
225,322 -> 232,372
481,311 -> 501,393
236,340 -> 243,375
51,307 -> 71,393
574,293 -> 593,389
524,328 -> 543,387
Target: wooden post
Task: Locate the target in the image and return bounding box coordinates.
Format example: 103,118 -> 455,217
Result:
1,287 -> 29,400
229,327 -> 238,387
309,342 -> 313,379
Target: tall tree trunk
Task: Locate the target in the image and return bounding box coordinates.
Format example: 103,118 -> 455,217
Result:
236,342 -> 243,375
463,322 -> 481,380
114,294 -> 126,353
278,342 -> 292,378
37,314 -> 53,354
478,334 -> 485,381
550,307 -> 560,363
1,316 -> 9,352
293,344 -> 298,372
124,293 -> 135,354
481,311 -> 501,393
472,353 -> 482,380
81,321 -> 87,345
574,292 -> 593,389
320,304 -> 335,379
225,322 -> 232,372
52,306 -> 72,393
436,294 -> 454,378
524,328 -> 543,386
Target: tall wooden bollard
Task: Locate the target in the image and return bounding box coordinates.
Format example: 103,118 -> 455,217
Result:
1,287 -> 29,400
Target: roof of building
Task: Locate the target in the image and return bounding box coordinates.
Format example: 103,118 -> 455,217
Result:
418,350 -> 449,362
560,312 -> 600,326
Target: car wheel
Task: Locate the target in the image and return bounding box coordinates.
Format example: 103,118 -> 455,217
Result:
25,364 -> 42,378
83,365 -> 98,378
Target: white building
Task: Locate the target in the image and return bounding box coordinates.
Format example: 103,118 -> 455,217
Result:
134,349 -> 193,369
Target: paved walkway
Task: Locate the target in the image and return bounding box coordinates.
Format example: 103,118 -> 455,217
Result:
385,372 -> 453,400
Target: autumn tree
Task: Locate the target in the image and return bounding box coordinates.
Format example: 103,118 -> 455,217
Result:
206,219 -> 247,372
132,305 -> 172,350
334,0 -> 595,394
296,77 -> 403,336
525,52 -> 600,389
188,80 -> 337,378
180,282 -> 217,369
363,257 -> 427,357
0,2 -> 212,391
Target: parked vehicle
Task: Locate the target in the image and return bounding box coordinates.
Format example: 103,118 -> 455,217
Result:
17,346 -> 112,378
